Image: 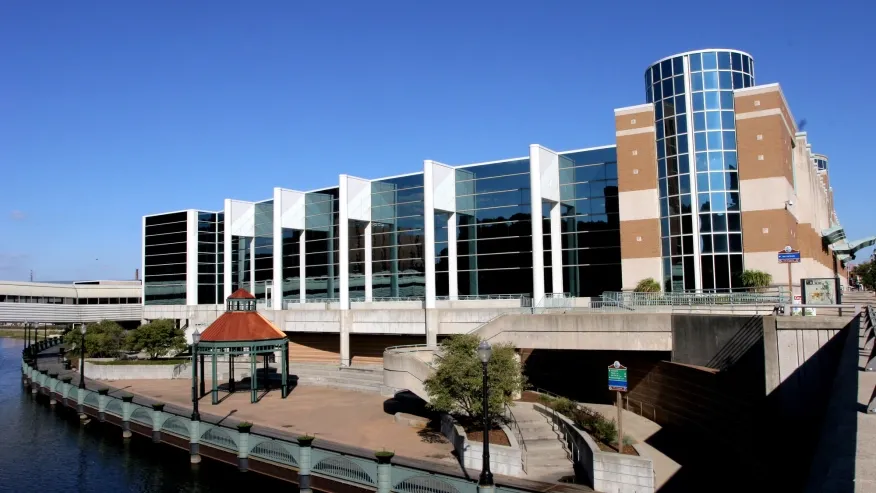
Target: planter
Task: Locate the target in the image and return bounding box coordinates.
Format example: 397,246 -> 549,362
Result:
98,388 -> 109,395
151,403 -> 165,411
122,395 -> 134,403
237,422 -> 253,433
297,435 -> 315,447
49,373 -> 58,378
375,451 -> 394,464
61,377 -> 73,384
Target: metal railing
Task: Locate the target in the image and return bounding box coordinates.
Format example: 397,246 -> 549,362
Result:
599,288 -> 790,307
21,340 -> 545,493
435,294 -> 532,305
503,403 -> 527,473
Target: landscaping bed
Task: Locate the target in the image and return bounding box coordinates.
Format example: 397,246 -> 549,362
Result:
538,394 -> 637,456
89,359 -> 188,366
465,427 -> 511,447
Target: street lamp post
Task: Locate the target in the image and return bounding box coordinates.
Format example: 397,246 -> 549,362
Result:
78,323 -> 87,390
191,329 -> 201,422
476,340 -> 494,491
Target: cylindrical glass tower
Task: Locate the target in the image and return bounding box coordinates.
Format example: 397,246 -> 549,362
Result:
645,49 -> 755,292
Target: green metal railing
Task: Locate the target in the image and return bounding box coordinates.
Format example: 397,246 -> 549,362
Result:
598,287 -> 790,308
22,338 -> 540,493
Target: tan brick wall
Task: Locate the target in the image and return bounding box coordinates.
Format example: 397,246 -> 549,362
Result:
735,89 -> 795,137
615,106 -> 658,193
736,115 -> 795,184
798,224 -> 836,274
741,209 -> 798,253
620,218 -> 661,259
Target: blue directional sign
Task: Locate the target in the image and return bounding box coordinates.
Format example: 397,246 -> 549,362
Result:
778,250 -> 801,263
608,361 -> 627,392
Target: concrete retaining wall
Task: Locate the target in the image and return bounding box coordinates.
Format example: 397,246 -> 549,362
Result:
84,359 -> 190,380
533,403 -> 654,493
440,414 -> 522,477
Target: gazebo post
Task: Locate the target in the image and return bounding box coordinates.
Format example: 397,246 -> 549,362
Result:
250,348 -> 257,403
229,351 -> 235,393
281,342 -> 288,398
263,354 -> 269,392
211,351 -> 218,405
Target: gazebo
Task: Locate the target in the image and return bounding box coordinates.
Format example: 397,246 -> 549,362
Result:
195,289 -> 289,404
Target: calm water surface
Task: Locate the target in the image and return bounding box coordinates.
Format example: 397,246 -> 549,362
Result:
0,338 -> 292,492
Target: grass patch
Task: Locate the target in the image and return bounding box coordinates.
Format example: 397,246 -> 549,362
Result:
90,359 -> 189,366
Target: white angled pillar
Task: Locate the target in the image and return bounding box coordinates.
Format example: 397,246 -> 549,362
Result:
529,145 -> 560,304
339,175 -> 350,309
299,230 -> 306,302
364,222 -> 373,301
186,210 -> 198,306
550,202 -> 563,294
447,213 -> 458,300
223,200 -> 233,300
423,162 -> 437,309
272,189 -> 283,310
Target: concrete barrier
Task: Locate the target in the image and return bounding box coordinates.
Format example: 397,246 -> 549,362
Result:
534,403 -> 654,493
84,359 -> 191,380
440,414 -> 523,477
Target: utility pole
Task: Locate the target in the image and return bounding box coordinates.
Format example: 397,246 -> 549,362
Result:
30,270 -> 33,282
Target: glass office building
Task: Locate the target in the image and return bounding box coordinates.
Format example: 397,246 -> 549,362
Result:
646,49 -> 754,291
143,211 -> 189,305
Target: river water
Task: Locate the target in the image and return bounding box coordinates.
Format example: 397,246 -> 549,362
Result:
0,338 -> 291,492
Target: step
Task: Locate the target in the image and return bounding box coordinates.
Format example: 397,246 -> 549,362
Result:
297,375 -> 383,388
519,429 -> 560,441
526,456 -> 572,468
523,438 -> 565,451
292,369 -> 384,382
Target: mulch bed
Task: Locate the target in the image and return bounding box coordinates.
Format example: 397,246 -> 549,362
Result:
594,441 -> 638,455
466,428 -> 511,447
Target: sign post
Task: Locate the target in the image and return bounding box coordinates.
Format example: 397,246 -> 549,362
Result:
608,361 -> 627,454
778,246 -> 801,304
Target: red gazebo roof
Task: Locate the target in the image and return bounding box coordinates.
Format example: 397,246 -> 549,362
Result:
200,311 -> 286,342
228,288 -> 256,299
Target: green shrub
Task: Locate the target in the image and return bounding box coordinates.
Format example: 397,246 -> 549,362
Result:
537,394 -> 556,407
551,397 -> 577,417
591,416 -> 618,445
740,270 -> 772,291
633,278 -> 661,293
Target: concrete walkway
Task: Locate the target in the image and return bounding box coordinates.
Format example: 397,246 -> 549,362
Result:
856,308 -> 876,493
582,403 -> 681,491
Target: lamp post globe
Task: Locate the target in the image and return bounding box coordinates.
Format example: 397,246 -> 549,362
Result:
78,323 -> 87,389
191,329 -> 201,422
477,340 -> 494,489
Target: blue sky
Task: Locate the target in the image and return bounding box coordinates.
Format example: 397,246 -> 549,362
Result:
1,0 -> 873,281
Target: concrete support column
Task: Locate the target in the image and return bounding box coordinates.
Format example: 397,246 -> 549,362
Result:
448,213 -> 458,300
298,438 -> 313,493
122,396 -> 133,439
550,202 -> 563,294
237,429 -> 250,472
98,392 -> 108,422
151,407 -> 163,443
365,222 -> 373,301
223,199 -> 233,300
249,237 -> 255,295
340,311 -> 351,367
426,309 -> 439,348
376,457 -> 392,493
339,175 -> 350,309
272,190 -> 283,311
189,420 -> 201,464
530,145 -> 560,304
186,210 -> 198,305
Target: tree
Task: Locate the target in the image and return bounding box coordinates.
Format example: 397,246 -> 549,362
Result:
423,334 -> 524,425
740,270 -> 772,291
62,320 -> 126,358
126,319 -> 187,359
850,260 -> 876,291
634,278 -> 661,292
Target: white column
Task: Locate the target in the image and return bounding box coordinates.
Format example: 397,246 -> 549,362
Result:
299,230 -> 306,302
447,213 -> 458,300
364,222 -> 373,301
529,151 -> 546,304
550,202 -> 563,294
529,145 -> 560,304
141,216 -> 146,306
423,161 -> 437,309
223,200 -> 233,300
186,210 -> 198,305
272,189 -> 283,310
339,175 -> 350,309
249,237 -> 255,295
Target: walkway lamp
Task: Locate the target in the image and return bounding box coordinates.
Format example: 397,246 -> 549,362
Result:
477,340 -> 494,490
78,323 -> 87,390
191,329 -> 201,422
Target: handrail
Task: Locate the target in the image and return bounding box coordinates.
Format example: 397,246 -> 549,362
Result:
504,403 -> 527,473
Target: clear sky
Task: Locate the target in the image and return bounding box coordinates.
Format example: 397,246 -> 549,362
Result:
1,0 -> 874,281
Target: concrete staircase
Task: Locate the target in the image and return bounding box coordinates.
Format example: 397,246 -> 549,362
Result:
844,290 -> 876,305
511,403 -> 575,482
288,362 -> 385,394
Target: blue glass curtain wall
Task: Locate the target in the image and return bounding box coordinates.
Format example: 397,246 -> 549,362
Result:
144,212 -> 188,305
558,148 -> 621,296
304,189 -> 340,299
252,200 -> 274,299
455,159 -> 533,297
371,174 -> 425,298
281,228 -> 302,300
646,50 -> 753,291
